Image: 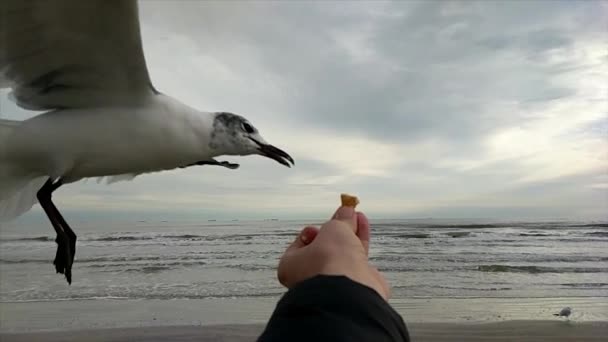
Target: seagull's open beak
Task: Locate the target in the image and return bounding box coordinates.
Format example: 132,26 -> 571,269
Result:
250,137 -> 295,167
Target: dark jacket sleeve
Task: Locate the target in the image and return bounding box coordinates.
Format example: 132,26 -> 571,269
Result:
257,275 -> 410,342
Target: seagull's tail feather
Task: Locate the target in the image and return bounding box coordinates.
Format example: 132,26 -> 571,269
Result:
0,119 -> 47,222
0,174 -> 47,222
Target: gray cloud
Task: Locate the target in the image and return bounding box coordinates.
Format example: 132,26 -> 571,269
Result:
136,1 -> 600,147
2,0 -> 606,220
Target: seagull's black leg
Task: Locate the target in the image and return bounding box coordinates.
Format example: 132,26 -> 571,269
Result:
47,180 -> 77,279
37,178 -> 76,284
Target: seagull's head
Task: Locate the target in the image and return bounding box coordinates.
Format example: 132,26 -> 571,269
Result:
209,112 -> 294,167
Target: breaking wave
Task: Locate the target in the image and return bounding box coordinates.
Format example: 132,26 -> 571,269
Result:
0,236 -> 53,242
393,233 -> 431,239
477,265 -> 607,274
444,231 -> 472,238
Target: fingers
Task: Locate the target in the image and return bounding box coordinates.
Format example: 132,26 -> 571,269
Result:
278,226 -> 318,288
356,212 -> 371,254
300,226 -> 319,245
286,226 -> 319,252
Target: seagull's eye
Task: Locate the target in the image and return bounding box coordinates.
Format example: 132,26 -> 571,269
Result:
241,122 -> 255,134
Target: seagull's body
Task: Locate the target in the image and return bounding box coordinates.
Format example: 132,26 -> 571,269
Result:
554,307 -> 572,319
7,96 -> 215,183
0,0 -> 294,284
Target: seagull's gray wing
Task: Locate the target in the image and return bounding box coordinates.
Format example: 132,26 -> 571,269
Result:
0,0 -> 158,111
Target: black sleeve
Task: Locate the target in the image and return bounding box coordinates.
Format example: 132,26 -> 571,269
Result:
257,275 -> 410,342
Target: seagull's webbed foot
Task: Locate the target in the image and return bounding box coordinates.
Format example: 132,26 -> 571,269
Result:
181,159 -> 240,170
53,231 -> 73,283
55,217 -> 76,284
216,161 -> 239,169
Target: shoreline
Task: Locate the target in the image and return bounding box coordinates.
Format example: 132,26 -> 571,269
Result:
1,321 -> 607,342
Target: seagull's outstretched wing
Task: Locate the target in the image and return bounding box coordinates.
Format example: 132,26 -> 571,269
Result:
0,0 -> 158,111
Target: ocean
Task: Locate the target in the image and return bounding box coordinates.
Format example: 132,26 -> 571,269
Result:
1,219 -> 607,303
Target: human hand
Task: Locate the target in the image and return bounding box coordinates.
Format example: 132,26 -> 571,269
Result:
277,206 -> 390,300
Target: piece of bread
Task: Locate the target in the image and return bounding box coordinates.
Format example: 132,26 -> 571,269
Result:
340,193 -> 359,208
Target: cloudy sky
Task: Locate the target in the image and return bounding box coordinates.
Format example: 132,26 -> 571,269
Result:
2,0 -> 607,221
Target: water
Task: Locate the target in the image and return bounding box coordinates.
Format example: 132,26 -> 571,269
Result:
1,219 -> 607,302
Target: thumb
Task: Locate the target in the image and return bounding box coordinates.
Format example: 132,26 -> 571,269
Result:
331,206 -> 357,232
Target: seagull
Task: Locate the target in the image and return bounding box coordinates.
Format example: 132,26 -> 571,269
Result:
553,307 -> 572,319
0,0 -> 294,284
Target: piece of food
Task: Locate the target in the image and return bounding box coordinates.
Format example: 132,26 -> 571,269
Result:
340,193 -> 359,208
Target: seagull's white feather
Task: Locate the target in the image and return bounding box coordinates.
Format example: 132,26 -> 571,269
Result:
0,119 -> 48,221
0,119 -> 20,199
96,174 -> 139,185
0,0 -> 156,110
0,174 -> 47,222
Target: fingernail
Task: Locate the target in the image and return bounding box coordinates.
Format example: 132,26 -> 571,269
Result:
300,233 -> 310,244
335,206 -> 355,220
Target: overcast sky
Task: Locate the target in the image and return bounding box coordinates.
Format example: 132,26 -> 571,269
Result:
2,0 -> 607,221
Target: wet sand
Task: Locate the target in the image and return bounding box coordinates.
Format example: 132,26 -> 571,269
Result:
1,321 -> 607,342
1,297 -> 606,341
2,296 -> 606,332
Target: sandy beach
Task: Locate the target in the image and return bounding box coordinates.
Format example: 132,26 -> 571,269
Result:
1,321 -> 607,342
